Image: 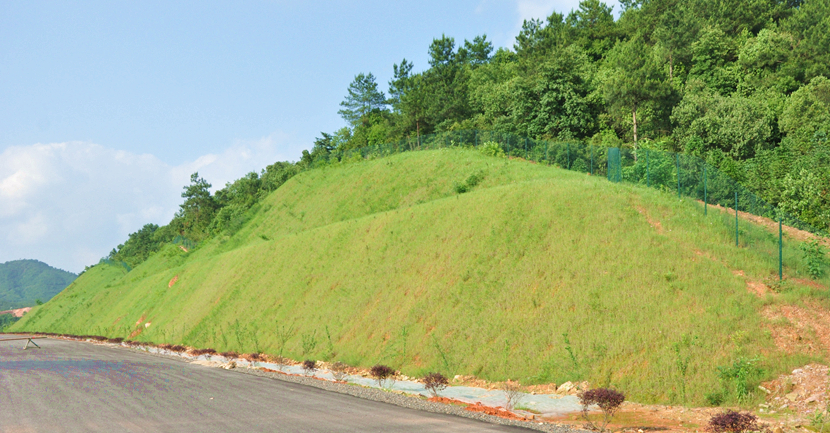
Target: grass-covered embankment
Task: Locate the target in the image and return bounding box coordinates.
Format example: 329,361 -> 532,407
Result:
11,148 -> 828,405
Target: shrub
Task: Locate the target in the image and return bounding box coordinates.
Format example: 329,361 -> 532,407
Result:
501,380 -> 524,411
330,361 -> 349,382
480,141 -> 505,158
800,239 -> 827,279
370,364 -> 396,389
303,359 -> 317,376
707,410 -> 759,433
244,353 -> 264,362
579,388 -> 626,432
454,171 -> 485,194
705,391 -> 726,406
422,372 -> 449,398
717,357 -> 762,402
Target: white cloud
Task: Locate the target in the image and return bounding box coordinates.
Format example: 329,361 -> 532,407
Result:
0,132 -> 295,273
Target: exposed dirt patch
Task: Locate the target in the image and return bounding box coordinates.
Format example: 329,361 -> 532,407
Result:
465,402 -> 530,421
762,364 -> 829,416
0,307 -> 31,318
545,402 -> 719,432
168,275 -> 179,288
762,304 -> 830,355
635,205 -> 664,234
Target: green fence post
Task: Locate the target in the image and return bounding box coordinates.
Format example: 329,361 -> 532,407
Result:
646,149 -> 650,187
567,143 -> 570,169
704,164 -> 707,216
676,153 -> 681,199
735,191 -> 739,247
779,214 -> 783,281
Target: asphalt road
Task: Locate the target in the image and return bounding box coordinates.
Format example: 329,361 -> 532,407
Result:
0,338 -> 532,433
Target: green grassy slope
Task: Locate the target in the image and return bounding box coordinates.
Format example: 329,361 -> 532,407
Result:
0,260 -> 77,309
12,149 -> 827,405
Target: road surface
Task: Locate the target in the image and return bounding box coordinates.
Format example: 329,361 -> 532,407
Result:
0,338 -> 534,432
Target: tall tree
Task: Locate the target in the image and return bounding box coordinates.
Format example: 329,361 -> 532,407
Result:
176,172 -> 218,239
601,37 -> 671,151
338,73 -> 387,126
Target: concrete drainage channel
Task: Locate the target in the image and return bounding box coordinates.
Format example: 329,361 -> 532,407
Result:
67,337 -> 587,433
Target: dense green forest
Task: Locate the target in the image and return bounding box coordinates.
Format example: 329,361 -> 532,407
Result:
108,0 -> 829,269
0,260 -> 77,310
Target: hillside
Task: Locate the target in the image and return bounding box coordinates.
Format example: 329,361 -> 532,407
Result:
11,149 -> 829,405
0,260 -> 77,310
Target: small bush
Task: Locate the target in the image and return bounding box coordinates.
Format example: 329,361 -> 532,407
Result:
705,391 -> 726,406
330,361 -> 349,382
501,380 -> 524,411
303,359 -> 317,376
370,364 -> 396,389
244,353 -> 264,362
454,170 -> 485,194
800,239 -> 827,279
422,372 -> 449,398
717,357 -> 762,402
579,388 -> 626,432
707,410 -> 759,433
480,141 -> 505,158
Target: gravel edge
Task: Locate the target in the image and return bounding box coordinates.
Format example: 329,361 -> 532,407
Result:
65,338 -> 588,433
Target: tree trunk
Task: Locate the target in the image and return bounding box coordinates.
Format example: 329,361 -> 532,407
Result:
416,120 -> 421,147
669,52 -> 674,80
632,106 -> 638,161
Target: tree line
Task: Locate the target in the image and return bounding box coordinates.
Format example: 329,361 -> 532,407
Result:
108,0 -> 829,269
312,0 -> 829,232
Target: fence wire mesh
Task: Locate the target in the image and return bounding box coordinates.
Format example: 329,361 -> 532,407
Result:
307,129 -> 829,284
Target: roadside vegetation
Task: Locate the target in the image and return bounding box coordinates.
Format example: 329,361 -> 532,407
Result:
11,148 -> 829,406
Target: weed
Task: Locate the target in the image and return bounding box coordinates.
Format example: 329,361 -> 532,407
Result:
502,379 -> 524,411
422,372 -> 449,398
705,391 -> 726,407
716,357 -> 762,403
330,361 -> 349,382
371,364 -> 396,389
706,410 -> 758,433
275,322 -> 294,361
303,359 -> 317,376
579,388 -> 625,432
301,330 -> 318,355
563,333 -> 580,375
674,334 -> 698,403
323,326 -> 336,360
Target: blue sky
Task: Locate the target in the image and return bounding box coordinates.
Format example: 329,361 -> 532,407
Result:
0,0 -> 620,273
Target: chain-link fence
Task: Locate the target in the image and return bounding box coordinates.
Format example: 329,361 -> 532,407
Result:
308,129 -> 829,283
